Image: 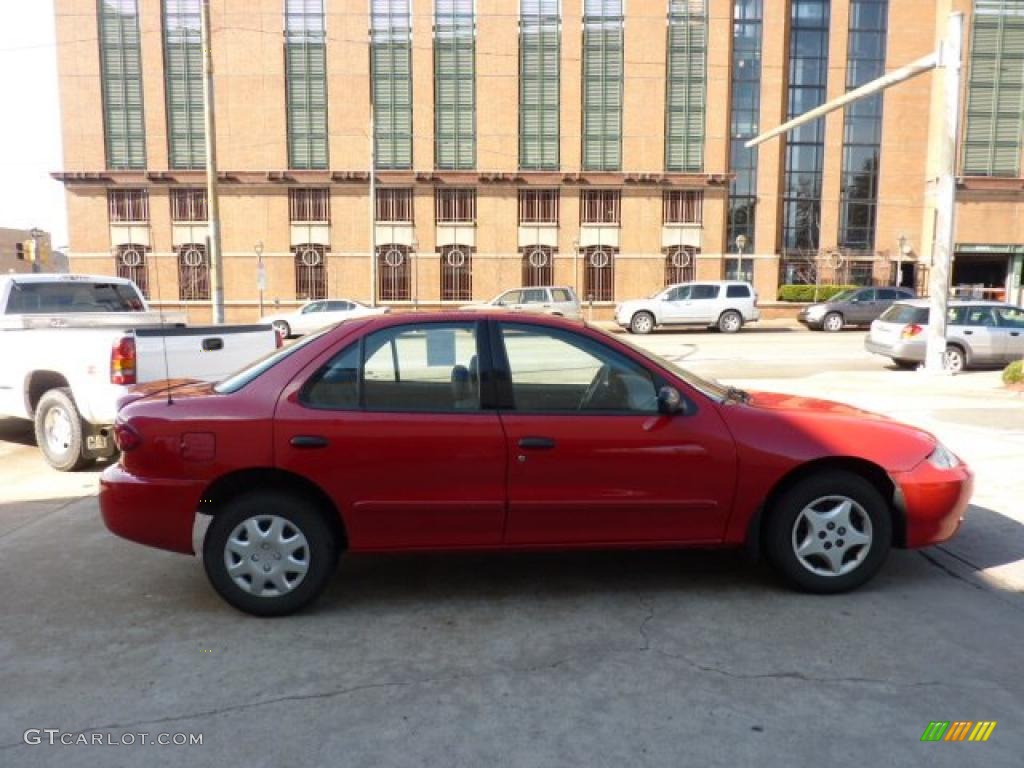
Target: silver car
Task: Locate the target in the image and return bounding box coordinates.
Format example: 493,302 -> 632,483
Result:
865,299 -> 1024,372
460,286 -> 582,319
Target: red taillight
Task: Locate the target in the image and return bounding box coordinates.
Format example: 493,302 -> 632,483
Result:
113,422 -> 142,451
275,329 -> 284,348
901,324 -> 923,339
110,336 -> 137,385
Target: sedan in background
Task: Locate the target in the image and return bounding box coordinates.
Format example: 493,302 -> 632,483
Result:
101,312 -> 971,616
263,299 -> 389,338
798,287 -> 916,332
865,299 -> 1024,372
459,286 -> 582,319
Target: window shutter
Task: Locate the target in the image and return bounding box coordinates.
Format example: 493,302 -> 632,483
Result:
434,0 -> 476,170
372,0 -> 413,169
519,0 -> 560,170
99,0 -> 146,170
163,0 -> 205,170
582,4 -> 624,172
285,1 -> 328,170
665,0 -> 707,172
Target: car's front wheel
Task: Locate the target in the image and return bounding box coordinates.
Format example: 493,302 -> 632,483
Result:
822,312 -> 844,332
765,470 -> 892,593
630,311 -> 655,335
203,491 -> 340,616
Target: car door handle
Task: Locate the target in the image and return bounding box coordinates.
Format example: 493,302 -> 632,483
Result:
518,436 -> 556,450
201,337 -> 224,351
290,435 -> 329,449
1011,332 -> 1021,337
964,330 -> 973,335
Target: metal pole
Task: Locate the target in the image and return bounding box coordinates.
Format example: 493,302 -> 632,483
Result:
369,112 -> 377,307
255,240 -> 265,318
924,12 -> 963,374
201,0 -> 224,324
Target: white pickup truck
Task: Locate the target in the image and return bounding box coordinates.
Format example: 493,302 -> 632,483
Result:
0,274 -> 278,470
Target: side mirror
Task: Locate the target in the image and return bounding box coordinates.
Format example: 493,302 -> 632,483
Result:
657,386 -> 684,415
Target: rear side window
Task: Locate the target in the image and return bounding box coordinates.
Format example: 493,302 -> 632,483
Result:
691,285 -> 720,300
877,288 -> 900,300
726,285 -> 751,298
5,281 -> 144,314
521,289 -> 547,304
550,288 -> 574,303
995,306 -> 1024,328
879,304 -> 929,324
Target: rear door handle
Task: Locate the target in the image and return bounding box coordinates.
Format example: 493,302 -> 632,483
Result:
518,436 -> 556,450
290,435 -> 329,449
201,337 -> 224,351
964,330 -> 974,335
1011,332 -> 1021,337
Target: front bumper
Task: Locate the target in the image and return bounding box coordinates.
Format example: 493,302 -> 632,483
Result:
864,336 -> 926,361
99,464 -> 203,555
892,460 -> 973,548
797,310 -> 825,327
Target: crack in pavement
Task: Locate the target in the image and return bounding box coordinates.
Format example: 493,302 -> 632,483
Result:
0,496 -> 89,542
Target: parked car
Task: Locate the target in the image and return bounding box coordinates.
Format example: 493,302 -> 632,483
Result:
459,286 -> 581,319
101,311 -> 971,616
263,299 -> 389,338
615,281 -> 759,334
798,286 -> 916,332
865,299 -> 1024,372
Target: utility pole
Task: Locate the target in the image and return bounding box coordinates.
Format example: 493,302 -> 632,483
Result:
369,111 -> 377,307
201,0 -> 225,324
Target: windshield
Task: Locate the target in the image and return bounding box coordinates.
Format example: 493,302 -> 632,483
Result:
5,280 -> 145,314
214,329 -> 329,394
647,289 -> 667,299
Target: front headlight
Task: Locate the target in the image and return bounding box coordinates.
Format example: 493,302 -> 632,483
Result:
927,442 -> 961,470
805,305 -> 826,319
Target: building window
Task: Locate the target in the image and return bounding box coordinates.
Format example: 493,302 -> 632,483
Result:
518,189 -> 559,224
520,0 -> 560,170
782,0 -> 831,254
727,0 -> 762,253
582,245 -> 615,301
723,255 -> 754,282
435,188 -> 476,223
440,245 -> 473,301
582,0 -> 624,171
163,0 -> 204,169
108,189 -> 149,222
371,0 -> 412,169
98,0 -> 146,170
176,243 -> 209,300
848,260 -> 875,286
434,0 -> 476,170
284,0 -> 328,170
114,243 -> 150,297
963,0 -> 1024,176
665,0 -> 707,172
377,244 -> 411,300
521,245 -> 555,286
580,190 -> 620,224
376,188 -> 414,222
293,244 -> 327,300
170,188 -> 207,221
663,190 -> 703,224
839,0 -> 887,251
665,246 -> 697,285
289,188 -> 330,222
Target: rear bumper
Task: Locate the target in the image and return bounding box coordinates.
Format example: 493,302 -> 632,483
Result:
99,464 -> 202,555
892,461 -> 973,548
864,336 -> 926,361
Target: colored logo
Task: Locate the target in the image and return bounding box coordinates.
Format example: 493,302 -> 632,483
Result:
921,721 -> 997,742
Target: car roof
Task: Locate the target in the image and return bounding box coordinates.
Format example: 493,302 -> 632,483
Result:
892,298 -> 1012,307
0,273 -> 135,285
352,310 -> 588,330
667,280 -> 752,287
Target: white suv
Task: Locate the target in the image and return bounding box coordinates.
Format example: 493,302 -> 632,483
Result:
615,281 -> 760,334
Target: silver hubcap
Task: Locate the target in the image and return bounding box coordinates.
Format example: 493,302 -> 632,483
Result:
43,406 -> 73,454
791,495 -> 873,577
942,349 -> 963,372
825,315 -> 842,331
224,515 -> 310,597
633,315 -> 652,333
722,313 -> 740,331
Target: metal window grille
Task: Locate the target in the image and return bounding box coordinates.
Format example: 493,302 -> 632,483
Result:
108,189 -> 150,222
371,0 -> 413,169
435,188 -> 476,222
582,245 -> 615,301
377,244 -> 411,300
580,190 -> 620,224
727,0 -> 762,253
521,245 -> 555,286
662,190 -> 703,224
440,245 -> 473,301
170,188 -> 207,221
434,0 -> 476,170
163,0 -> 204,169
98,0 -> 146,169
376,188 -> 414,222
664,246 -> 697,284
520,0 -> 560,170
518,189 -> 560,223
724,256 -> 754,282
285,0 -> 328,169
176,242 -> 209,300
665,0 -> 707,172
114,243 -> 150,297
293,244 -> 327,299
582,0 -> 624,171
289,188 -> 330,222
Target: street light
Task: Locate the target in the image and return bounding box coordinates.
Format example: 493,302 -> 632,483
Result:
254,240 -> 265,318
734,234 -> 748,282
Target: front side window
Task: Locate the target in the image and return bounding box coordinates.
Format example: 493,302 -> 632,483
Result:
499,323 -> 658,413
521,288 -> 548,304
965,307 -> 997,327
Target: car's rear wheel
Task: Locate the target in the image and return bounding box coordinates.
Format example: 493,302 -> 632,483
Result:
942,345 -> 966,373
765,470 -> 892,593
271,320 -> 291,338
718,310 -> 743,334
33,388 -> 92,472
822,312 -> 844,332
203,491 -> 339,616
630,311 -> 655,335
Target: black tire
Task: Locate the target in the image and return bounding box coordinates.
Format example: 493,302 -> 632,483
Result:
630,311 -> 656,335
718,310 -> 743,334
942,345 -> 966,373
272,320 -> 291,338
33,387 -> 92,472
893,358 -> 917,370
203,491 -> 340,617
764,470 -> 892,594
822,312 -> 844,332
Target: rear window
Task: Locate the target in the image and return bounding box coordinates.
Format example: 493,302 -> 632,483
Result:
726,285 -> 751,298
879,304 -> 929,324
5,281 -> 145,314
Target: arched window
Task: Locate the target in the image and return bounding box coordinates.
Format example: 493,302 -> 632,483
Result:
114,243 -> 150,298
664,246 -> 697,285
293,244 -> 327,300
582,245 -> 615,302
521,246 -> 554,287
177,243 -> 209,300
440,245 -> 472,301
377,244 -> 411,301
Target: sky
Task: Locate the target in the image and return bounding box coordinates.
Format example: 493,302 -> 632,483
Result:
0,1 -> 67,246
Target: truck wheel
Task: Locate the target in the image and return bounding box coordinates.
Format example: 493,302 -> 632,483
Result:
34,388 -> 92,472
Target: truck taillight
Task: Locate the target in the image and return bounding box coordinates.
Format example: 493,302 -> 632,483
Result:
113,422 -> 142,451
110,336 -> 137,385
901,324 -> 924,339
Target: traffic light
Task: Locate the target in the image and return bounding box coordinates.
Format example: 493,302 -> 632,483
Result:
23,239 -> 36,263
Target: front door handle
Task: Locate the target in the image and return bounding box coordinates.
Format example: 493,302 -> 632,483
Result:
964,330 -> 974,335
290,435 -> 329,449
518,436 -> 556,450
1011,332 -> 1021,337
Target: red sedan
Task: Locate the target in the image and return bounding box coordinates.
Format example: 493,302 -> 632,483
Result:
100,312 -> 972,616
